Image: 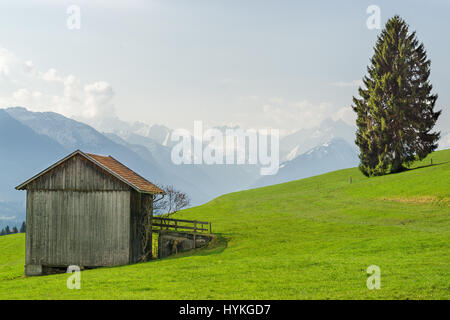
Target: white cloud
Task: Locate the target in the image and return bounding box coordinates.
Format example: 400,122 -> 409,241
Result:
83,81 -> 115,118
0,215 -> 16,220
332,106 -> 356,126
330,80 -> 363,88
219,77 -> 240,86
36,0 -> 147,9
233,95 -> 357,135
0,47 -> 116,119
12,88 -> 30,100
41,68 -> 63,82
0,48 -> 18,78
438,133 -> 450,150
23,60 -> 35,75
269,97 -> 285,104
262,99 -> 335,130
0,46 -> 361,133
32,91 -> 43,99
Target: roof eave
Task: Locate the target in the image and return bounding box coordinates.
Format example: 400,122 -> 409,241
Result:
84,153 -> 165,195
15,150 -> 166,195
15,150 -> 83,190
138,189 -> 166,196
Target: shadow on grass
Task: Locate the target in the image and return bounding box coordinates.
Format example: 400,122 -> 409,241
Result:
384,161 -> 449,176
406,160 -> 449,172
159,233 -> 229,261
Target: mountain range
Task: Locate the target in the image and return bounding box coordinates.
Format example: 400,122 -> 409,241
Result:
254,138 -> 359,188
0,106 -> 362,228
279,118 -> 356,162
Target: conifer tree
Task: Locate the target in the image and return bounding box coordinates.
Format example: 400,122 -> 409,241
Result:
20,221 -> 26,233
353,16 -> 441,176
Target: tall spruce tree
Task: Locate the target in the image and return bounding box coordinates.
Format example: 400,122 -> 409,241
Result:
353,16 -> 441,176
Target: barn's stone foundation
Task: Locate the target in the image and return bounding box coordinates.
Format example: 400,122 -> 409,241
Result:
158,231 -> 212,258
25,264 -> 43,276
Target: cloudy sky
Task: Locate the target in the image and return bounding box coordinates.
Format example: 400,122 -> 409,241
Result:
0,0 -> 448,135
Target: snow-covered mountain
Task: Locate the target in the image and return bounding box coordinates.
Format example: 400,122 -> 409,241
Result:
106,130 -> 261,197
0,107 -> 360,229
1,108 -> 262,208
0,109 -> 69,227
146,124 -> 173,146
0,109 -> 68,202
280,118 -> 356,162
79,115 -> 174,147
4,107 -> 210,204
254,138 -> 359,188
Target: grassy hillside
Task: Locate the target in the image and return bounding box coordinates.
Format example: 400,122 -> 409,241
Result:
0,150 -> 449,299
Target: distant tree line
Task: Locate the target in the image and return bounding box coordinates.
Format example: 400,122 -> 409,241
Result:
0,221 -> 26,236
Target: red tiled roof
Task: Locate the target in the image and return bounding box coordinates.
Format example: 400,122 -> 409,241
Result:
85,153 -> 164,194
16,150 -> 164,194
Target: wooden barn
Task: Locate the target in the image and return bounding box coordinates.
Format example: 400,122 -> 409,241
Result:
16,150 -> 165,276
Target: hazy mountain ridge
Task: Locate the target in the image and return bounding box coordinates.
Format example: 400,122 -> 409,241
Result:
0,107 -> 362,229
254,138 -> 359,188
4,107 -> 212,204
0,109 -> 68,201
82,115 -> 175,147
279,118 -> 356,162
0,109 -> 70,227
105,131 -> 262,196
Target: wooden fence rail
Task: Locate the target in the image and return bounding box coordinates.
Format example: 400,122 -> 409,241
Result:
152,217 -> 212,249
152,217 -> 212,234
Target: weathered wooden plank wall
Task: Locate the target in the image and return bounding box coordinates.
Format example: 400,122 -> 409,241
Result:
26,154 -> 129,191
129,192 -> 153,263
129,190 -> 142,263
25,154 -> 133,269
26,190 -> 130,267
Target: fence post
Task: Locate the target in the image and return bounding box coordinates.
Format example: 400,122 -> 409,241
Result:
157,231 -> 161,259
209,222 -> 212,234
193,221 -> 197,249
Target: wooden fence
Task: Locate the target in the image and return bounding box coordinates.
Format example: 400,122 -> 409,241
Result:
152,217 -> 212,234
152,217 -> 212,250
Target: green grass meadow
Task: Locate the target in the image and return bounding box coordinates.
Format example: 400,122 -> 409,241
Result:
0,150 -> 449,299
